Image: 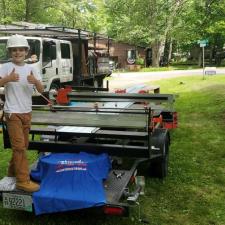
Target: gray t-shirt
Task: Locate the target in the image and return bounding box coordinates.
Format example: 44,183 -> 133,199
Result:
0,62 -> 41,113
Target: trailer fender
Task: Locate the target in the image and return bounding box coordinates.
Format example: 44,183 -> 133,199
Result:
150,128 -> 169,156
148,128 -> 170,178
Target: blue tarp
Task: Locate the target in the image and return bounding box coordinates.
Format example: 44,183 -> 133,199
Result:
31,152 -> 111,215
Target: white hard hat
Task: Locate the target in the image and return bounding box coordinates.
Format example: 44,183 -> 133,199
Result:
6,34 -> 30,50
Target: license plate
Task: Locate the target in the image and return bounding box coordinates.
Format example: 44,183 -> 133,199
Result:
2,193 -> 33,212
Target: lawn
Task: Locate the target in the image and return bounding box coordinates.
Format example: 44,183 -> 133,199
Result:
0,74 -> 225,225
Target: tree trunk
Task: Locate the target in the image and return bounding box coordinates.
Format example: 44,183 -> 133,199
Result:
25,0 -> 31,22
209,46 -> 214,66
150,1 -> 185,67
2,0 -> 7,24
151,40 -> 163,67
163,38 -> 173,66
2,0 -> 6,20
168,41 -> 173,63
198,48 -> 202,67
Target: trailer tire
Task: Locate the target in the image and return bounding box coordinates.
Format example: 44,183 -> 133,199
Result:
149,135 -> 169,179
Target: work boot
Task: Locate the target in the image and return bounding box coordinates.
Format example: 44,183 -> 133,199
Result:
16,180 -> 40,192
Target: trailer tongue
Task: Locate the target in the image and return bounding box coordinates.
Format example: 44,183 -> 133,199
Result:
0,91 -> 177,216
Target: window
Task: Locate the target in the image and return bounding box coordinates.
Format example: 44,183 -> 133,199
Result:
127,49 -> 136,64
27,39 -> 41,63
61,43 -> 70,59
127,49 -> 136,60
0,40 -> 9,62
43,41 -> 56,61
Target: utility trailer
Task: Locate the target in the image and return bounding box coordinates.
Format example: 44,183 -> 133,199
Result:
0,91 -> 177,216
0,22 -> 111,91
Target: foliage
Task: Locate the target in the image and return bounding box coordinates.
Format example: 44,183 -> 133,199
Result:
140,67 -> 173,72
1,0 -> 225,63
135,56 -> 144,66
0,0 -> 107,32
104,0 -> 225,66
173,0 -> 225,53
140,64 -> 200,72
104,0 -> 190,66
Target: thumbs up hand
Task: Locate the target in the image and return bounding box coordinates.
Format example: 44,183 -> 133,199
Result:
8,68 -> 19,82
27,70 -> 37,85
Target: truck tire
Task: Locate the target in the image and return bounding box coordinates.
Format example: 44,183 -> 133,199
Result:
97,79 -> 103,88
93,79 -> 103,88
149,134 -> 169,179
93,79 -> 98,88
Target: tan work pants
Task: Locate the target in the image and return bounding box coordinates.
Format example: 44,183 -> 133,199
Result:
5,113 -> 32,182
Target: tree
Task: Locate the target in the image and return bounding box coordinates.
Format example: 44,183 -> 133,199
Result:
105,0 -> 188,67
173,0 -> 225,66
1,0 -> 224,67
0,0 -> 63,24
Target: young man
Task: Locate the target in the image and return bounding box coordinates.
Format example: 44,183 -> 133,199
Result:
0,34 -> 44,192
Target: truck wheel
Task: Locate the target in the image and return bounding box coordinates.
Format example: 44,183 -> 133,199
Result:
149,136 -> 169,179
93,80 -> 98,88
93,79 -> 103,88
97,79 -> 103,88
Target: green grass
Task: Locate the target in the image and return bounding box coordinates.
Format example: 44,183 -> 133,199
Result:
140,67 -> 174,72
140,65 -> 200,72
1,75 -> 225,224
115,65 -> 200,73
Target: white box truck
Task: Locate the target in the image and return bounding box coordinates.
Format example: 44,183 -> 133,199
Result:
0,24 -> 111,92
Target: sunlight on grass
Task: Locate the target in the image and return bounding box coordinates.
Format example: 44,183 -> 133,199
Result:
140,65 -> 200,72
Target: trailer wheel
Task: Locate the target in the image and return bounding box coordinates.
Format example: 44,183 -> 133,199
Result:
149,135 -> 169,179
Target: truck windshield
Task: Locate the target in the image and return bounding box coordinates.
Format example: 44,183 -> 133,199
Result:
0,39 -> 41,64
